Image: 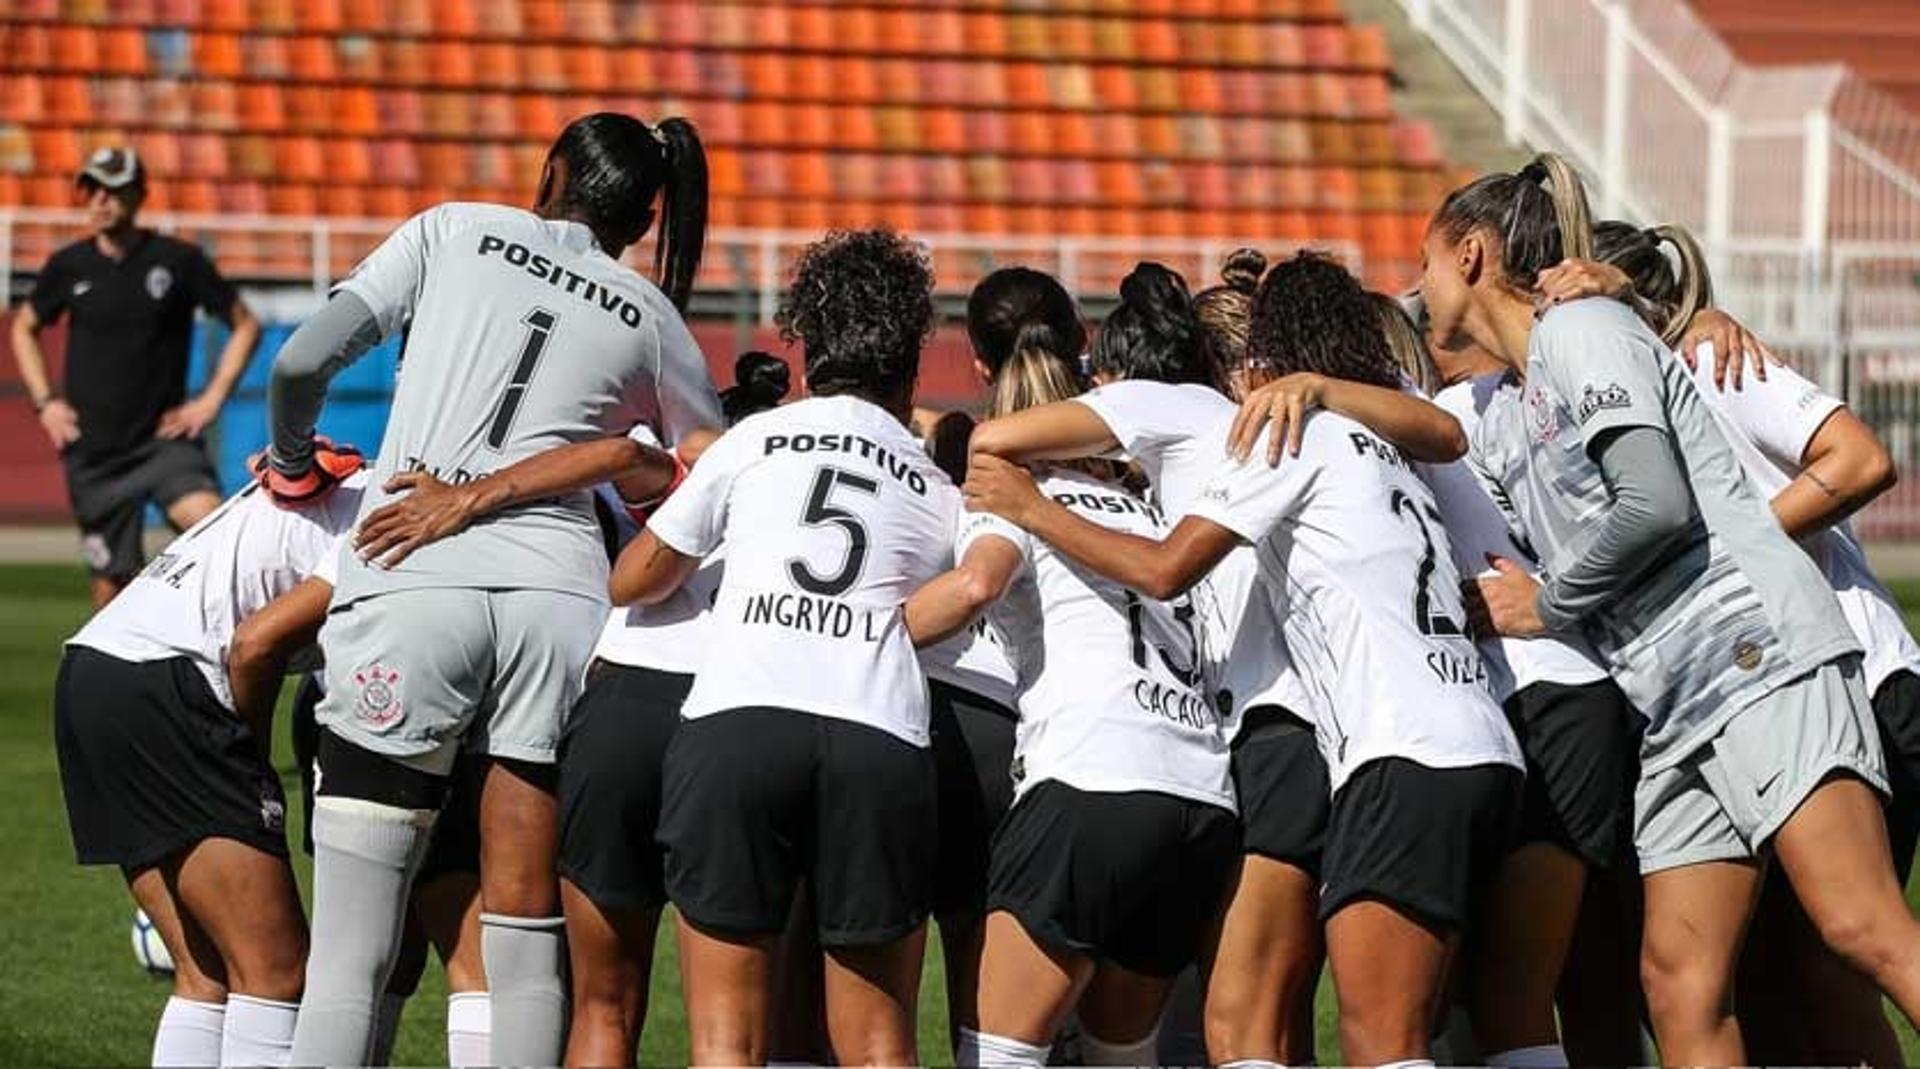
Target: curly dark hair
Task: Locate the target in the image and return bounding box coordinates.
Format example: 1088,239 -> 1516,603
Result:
776,229 -> 935,401
1246,251 -> 1402,389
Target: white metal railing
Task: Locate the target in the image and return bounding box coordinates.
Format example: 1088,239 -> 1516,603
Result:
1404,0 -> 1920,538
0,208 -> 1374,311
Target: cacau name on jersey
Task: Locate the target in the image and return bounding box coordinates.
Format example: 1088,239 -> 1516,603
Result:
962,468 -> 1234,810
329,202 -> 721,605
1191,413 -> 1522,790
647,395 -> 959,747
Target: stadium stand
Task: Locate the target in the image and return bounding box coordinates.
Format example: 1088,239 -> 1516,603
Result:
0,0 -> 1457,291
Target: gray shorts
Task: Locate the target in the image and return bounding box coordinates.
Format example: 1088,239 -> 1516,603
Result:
1635,655 -> 1888,874
315,587 -> 607,775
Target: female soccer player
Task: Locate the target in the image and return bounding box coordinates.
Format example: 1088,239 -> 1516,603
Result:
55,471 -> 365,1067
269,112 -> 721,1066
970,258 -> 1518,1066
556,355 -> 791,1068
1431,153 -> 1920,1064
611,229 -> 953,1067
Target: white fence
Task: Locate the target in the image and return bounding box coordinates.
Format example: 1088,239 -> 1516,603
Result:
1404,0 -> 1920,538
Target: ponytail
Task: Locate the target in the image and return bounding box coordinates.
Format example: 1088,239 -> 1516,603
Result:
988,321 -> 1085,419
1194,247 -> 1266,373
1373,291 -> 1440,396
651,117 -> 708,312
1592,219 -> 1715,347
967,267 -> 1086,379
543,112 -> 708,311
1090,262 -> 1225,392
1433,151 -> 1593,290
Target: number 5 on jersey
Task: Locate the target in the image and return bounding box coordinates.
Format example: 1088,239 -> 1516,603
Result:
485,308 -> 559,450
788,467 -> 880,597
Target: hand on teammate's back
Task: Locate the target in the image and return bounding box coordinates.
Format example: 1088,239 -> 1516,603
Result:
249,437 -> 364,506
36,398 -> 80,449
1228,372 -> 1328,466
1532,258 -> 1632,311
354,470 -> 483,568
963,454 -> 1046,527
1678,307 -> 1775,391
1466,555 -> 1547,638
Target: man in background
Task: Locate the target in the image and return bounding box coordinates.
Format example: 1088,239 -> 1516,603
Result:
11,147 -> 262,606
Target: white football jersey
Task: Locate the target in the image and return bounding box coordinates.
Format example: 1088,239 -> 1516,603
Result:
1191,412 -> 1523,791
69,474 -> 368,708
585,481 -> 723,675
1683,346 -> 1920,696
648,395 -> 960,746
329,202 -> 721,606
919,622 -> 1020,710
1073,380 -> 1315,737
1426,379 -> 1609,701
961,469 -> 1234,810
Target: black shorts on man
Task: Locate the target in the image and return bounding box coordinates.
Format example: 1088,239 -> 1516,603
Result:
1504,678 -> 1638,869
64,437 -> 218,579
1232,704 -> 1330,873
657,706 -> 937,947
929,679 -> 1018,918
557,662 -> 692,911
54,646 -> 286,871
987,779 -> 1240,978
1320,756 -> 1522,931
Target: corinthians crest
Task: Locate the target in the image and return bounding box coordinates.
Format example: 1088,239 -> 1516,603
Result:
352,663 -> 404,730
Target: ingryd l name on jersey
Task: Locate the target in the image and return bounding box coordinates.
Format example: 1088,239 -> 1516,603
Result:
741,591 -> 889,641
476,235 -> 644,329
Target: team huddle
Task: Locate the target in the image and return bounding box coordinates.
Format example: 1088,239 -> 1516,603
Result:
47,112 -> 1920,1069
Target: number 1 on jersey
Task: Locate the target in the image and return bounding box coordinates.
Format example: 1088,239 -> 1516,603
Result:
485,308 -> 558,451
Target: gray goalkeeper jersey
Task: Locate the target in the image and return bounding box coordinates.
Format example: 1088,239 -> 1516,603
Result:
1470,298 -> 1857,774
322,202 -> 721,604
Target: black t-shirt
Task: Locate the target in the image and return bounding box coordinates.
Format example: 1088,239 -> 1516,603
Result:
28,232 -> 237,461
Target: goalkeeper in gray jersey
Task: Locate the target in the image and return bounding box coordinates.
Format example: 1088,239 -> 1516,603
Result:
263,113 -> 722,1066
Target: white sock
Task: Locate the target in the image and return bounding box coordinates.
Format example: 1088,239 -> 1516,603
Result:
153,997 -> 226,1068
219,994 -> 297,1067
1375,1061 -> 1435,1069
368,992 -> 407,1066
446,991 -> 491,1068
958,1027 -> 1051,1068
1487,1044 -> 1569,1067
1081,1026 -> 1159,1067
1218,1061 -> 1284,1069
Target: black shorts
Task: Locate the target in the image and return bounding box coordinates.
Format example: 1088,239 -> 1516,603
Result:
1504,678 -> 1637,869
987,780 -> 1240,977
557,662 -> 692,911
1232,705 -> 1330,874
658,706 -> 937,947
64,438 -> 218,579
54,646 -> 287,871
1320,757 -> 1522,932
293,673 -> 480,880
1872,670 -> 1920,881
929,679 -> 1017,917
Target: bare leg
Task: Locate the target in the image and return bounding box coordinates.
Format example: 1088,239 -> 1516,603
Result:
418,870 -> 486,993
1738,867 -> 1901,1067
128,865 -> 227,1002
1078,963 -> 1175,1050
769,885 -> 830,1063
89,574 -> 127,609
822,924 -> 928,1067
1772,776 -> 1920,1032
167,837 -> 308,1000
560,880 -> 658,1068
1203,855 -> 1323,1065
164,490 -> 220,531
1468,841 -> 1586,1053
677,914 -> 775,1066
1325,899 -> 1453,1065
478,758 -> 565,1066
973,910 -> 1094,1047
1639,860 -> 1762,1066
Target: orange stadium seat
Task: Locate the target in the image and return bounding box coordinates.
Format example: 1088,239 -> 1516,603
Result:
50,26 -> 103,72
238,83 -> 286,131
102,29 -> 150,75
46,77 -> 92,123
182,131 -> 229,178
289,36 -> 338,82
921,9 -> 964,54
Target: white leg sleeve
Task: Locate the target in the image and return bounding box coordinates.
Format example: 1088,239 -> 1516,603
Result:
958,1027 -> 1052,1069
153,997 -> 226,1068
1081,1026 -> 1160,1067
446,992 -> 491,1068
288,798 -> 434,1066
219,994 -> 297,1067
481,914 -> 565,1066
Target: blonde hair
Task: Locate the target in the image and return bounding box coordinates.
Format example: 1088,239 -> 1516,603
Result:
988,321 -> 1084,419
1373,292 -> 1440,396
1193,247 -> 1266,373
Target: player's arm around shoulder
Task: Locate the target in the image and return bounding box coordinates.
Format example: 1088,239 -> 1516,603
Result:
227,576 -> 333,742
609,417 -> 753,606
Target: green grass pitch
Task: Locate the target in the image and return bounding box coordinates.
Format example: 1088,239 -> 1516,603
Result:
4,561 -> 1920,1063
